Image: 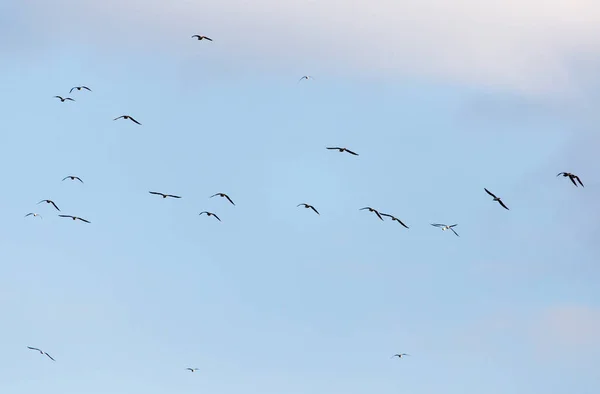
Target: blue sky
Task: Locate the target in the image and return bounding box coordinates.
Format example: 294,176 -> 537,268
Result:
1,1 -> 599,394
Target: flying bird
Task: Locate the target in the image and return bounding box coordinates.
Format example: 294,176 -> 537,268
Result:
557,172 -> 584,187
114,115 -> 141,125
431,223 -> 459,237
210,193 -> 235,206
297,203 -> 320,215
298,75 -> 314,83
392,353 -> 410,358
484,188 -> 509,210
192,35 -> 213,41
54,96 -> 74,102
360,207 -> 384,221
69,86 -> 92,93
186,368 -> 199,372
27,347 -> 55,361
59,215 -> 90,223
199,211 -> 221,221
62,175 -> 84,183
25,213 -> 42,219
380,213 -> 409,228
37,199 -> 60,211
326,147 -> 358,156
149,191 -> 181,199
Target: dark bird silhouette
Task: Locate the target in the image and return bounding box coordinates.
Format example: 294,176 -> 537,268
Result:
484,188 -> 509,210
54,96 -> 74,102
62,175 -> 83,183
59,215 -> 90,223
149,191 -> 181,199
186,368 -> 199,372
114,115 -> 141,125
298,75 -> 314,83
192,35 -> 213,41
25,213 -> 42,219
557,172 -> 584,187
210,193 -> 235,206
431,223 -> 459,237
326,147 -> 358,156
380,213 -> 409,228
199,211 -> 221,221
69,86 -> 92,93
297,203 -> 320,215
392,353 -> 410,358
27,347 -> 55,361
360,207 -> 384,221
37,199 -> 60,211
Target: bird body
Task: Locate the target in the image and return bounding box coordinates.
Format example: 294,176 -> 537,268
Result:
199,211 -> 221,221
557,172 -> 584,187
360,207 -> 384,221
484,188 -> 509,210
297,203 -> 320,215
326,147 -> 359,156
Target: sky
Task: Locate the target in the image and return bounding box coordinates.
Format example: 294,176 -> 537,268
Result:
0,1 -> 599,393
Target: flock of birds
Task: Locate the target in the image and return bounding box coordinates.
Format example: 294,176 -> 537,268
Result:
24,32 -> 587,372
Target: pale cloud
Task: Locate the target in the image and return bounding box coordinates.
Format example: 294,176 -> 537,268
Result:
6,0 -> 600,95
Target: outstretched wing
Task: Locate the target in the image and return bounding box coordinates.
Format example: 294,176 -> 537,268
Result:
484,188 -> 497,198
498,199 -> 509,210
345,149 -> 359,156
397,219 -> 409,229
82,86 -> 91,91
224,195 -> 235,205
309,205 -> 320,215
114,116 -> 125,121
49,201 -> 60,211
574,175 -> 584,187
76,217 -> 91,223
166,195 -> 182,199
430,223 -> 445,227
128,116 -> 141,125
450,227 -> 460,237
374,210 -> 384,221
212,214 -> 221,221
569,176 -> 578,187
27,346 -> 42,352
44,352 -> 55,361
326,147 -> 342,150
149,191 -> 163,197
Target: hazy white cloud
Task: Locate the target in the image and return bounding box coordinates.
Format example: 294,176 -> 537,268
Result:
6,0 -> 600,95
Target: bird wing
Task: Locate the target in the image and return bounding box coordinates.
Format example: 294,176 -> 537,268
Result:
556,172 -> 566,177
431,223 -> 445,227
49,201 -> 60,211
210,193 -> 219,198
25,213 -> 33,217
359,207 -> 371,211
326,147 -> 341,150
204,36 -> 213,41
54,96 -> 63,99
199,211 -> 208,216
398,219 -> 409,229
380,213 -> 393,218
58,215 -> 72,219
61,176 -> 70,181
128,116 -> 141,125
192,35 -> 200,38
27,347 -> 41,352
114,116 -> 125,120
498,200 -> 509,210
44,352 -> 55,361
450,227 -> 460,237
569,176 -> 578,187
66,98 -> 75,101
224,195 -> 235,205
82,86 -> 91,91
213,214 -> 221,221
345,149 -> 359,156
574,175 -> 584,187
69,87 -> 77,93
76,217 -> 91,223
375,210 -> 384,221
166,195 -> 182,198
310,206 -> 320,215
149,191 -> 163,196
297,203 -> 306,207
75,177 -> 83,183
484,188 -> 497,198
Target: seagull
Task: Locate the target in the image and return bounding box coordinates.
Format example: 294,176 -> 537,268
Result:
62,175 -> 84,183
25,213 -> 42,219
59,215 -> 91,223
392,353 -> 410,358
192,35 -> 213,41
149,191 -> 181,199
298,75 -> 314,83
210,193 -> 235,206
199,211 -> 221,221
484,188 -> 509,210
431,223 -> 459,237
54,96 -> 74,102
557,172 -> 584,187
69,86 -> 92,93
380,213 -> 409,228
297,203 -> 320,215
37,199 -> 60,211
114,115 -> 141,125
360,207 -> 384,221
186,368 -> 199,372
326,147 -> 359,156
27,347 -> 55,361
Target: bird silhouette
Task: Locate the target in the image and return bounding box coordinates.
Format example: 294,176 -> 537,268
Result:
199,211 -> 221,221
149,191 -> 181,199
297,203 -> 320,215
37,199 -> 60,211
27,347 -> 55,361
59,215 -> 91,223
54,96 -> 74,102
114,115 -> 141,125
484,188 -> 509,210
69,86 -> 92,93
25,213 -> 42,219
557,172 -> 584,187
360,207 -> 384,221
431,223 -> 459,237
210,193 -> 235,206
191,35 -> 212,41
62,175 -> 84,183
326,147 -> 358,156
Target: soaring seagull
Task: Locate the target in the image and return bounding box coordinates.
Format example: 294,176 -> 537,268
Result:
392,353 -> 410,358
297,203 -> 320,215
27,347 -> 55,361
25,213 -> 42,219
37,199 -> 60,211
114,115 -> 141,125
192,35 -> 213,41
431,223 -> 459,237
484,188 -> 509,210
149,191 -> 181,199
186,368 -> 199,372
326,147 -> 359,156
69,86 -> 92,93
54,96 -> 74,102
62,175 -> 84,183
298,75 -> 314,83
380,213 -> 409,228
557,172 -> 584,187
360,207 -> 384,221
59,215 -> 91,223
199,211 -> 221,221
210,193 -> 235,206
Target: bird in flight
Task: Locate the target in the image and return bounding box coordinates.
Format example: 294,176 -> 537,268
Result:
62,175 -> 83,183
199,211 -> 221,221
360,207 -> 384,221
69,86 -> 92,93
27,347 -> 55,361
59,215 -> 91,223
326,147 -> 359,156
484,188 -> 509,210
192,35 -> 212,41
210,193 -> 235,206
186,368 -> 199,372
297,203 -> 320,215
149,191 -> 181,199
381,213 -> 409,228
25,213 -> 42,219
54,96 -> 74,102
37,199 -> 60,211
431,223 -> 459,237
114,115 -> 141,125
298,75 -> 314,83
392,353 -> 410,358
557,172 -> 584,187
